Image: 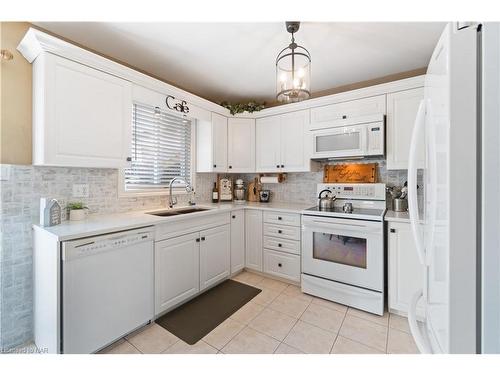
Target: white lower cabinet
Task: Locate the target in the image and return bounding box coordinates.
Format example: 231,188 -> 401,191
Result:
245,210 -> 263,272
200,225 -> 231,291
263,249 -> 301,282
155,232 -> 200,315
155,223 -> 230,315
230,210 -> 245,274
388,221 -> 425,318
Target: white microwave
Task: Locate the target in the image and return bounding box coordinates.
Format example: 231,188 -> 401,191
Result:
311,114 -> 385,159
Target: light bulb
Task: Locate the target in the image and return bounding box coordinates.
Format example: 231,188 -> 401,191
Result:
297,68 -> 305,78
280,73 -> 287,83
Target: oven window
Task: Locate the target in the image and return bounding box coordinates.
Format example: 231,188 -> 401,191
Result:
312,232 -> 367,269
316,132 -> 360,152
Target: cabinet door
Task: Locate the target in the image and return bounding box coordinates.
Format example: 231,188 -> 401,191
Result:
212,113 -> 228,172
256,116 -> 281,172
386,88 -> 425,170
388,222 -> 425,318
245,210 -> 263,272
230,211 -> 245,274
280,110 -> 310,172
227,118 -> 255,173
155,233 -> 200,315
200,225 -> 231,291
40,53 -> 132,168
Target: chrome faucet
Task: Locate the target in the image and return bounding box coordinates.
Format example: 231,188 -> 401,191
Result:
168,177 -> 191,208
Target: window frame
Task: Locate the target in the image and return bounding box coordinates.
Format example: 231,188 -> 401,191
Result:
118,104 -> 197,198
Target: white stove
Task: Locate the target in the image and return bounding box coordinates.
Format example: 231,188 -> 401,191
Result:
301,183 -> 386,315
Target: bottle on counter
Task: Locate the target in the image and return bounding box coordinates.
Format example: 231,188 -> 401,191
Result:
212,182 -> 219,203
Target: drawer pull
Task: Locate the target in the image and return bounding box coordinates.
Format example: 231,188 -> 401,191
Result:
278,230 -> 282,234
278,243 -> 282,247
201,236 -> 206,241
278,263 -> 282,267
278,217 -> 282,220
196,238 -> 200,242
232,215 -> 236,219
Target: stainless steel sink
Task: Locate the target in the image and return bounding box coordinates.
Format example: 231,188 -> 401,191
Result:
147,207 -> 211,217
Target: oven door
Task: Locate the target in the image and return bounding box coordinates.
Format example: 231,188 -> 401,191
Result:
302,215 -> 383,291
311,124 -> 367,159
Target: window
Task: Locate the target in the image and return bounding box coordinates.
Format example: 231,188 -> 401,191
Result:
124,103 -> 192,193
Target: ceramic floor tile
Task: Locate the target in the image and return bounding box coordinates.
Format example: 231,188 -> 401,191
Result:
202,318 -> 245,350
232,271 -> 264,287
251,288 -> 281,306
331,336 -> 384,354
126,323 -> 179,354
221,327 -> 280,354
230,301 -> 265,324
281,285 -> 313,303
268,294 -> 311,319
347,307 -> 389,326
339,315 -> 388,352
101,340 -> 141,354
274,343 -> 304,354
249,308 -> 297,341
257,277 -> 289,293
311,297 -> 348,314
162,340 -> 218,354
284,321 -> 337,354
389,314 -> 411,334
387,328 -> 419,354
300,303 -> 346,333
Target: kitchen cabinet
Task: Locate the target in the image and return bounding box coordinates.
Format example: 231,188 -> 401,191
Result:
196,112 -> 228,172
256,110 -> 312,172
310,95 -> 386,130
227,118 -> 256,172
32,53 -> 132,168
200,225 -> 231,291
386,87 -> 425,170
388,221 -> 425,318
245,209 -> 263,272
155,232 -> 200,315
230,211 -> 245,274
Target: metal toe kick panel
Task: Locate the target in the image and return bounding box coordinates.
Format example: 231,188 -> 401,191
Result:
301,273 -> 384,316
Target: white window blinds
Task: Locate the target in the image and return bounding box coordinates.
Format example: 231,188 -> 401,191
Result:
124,103 -> 192,191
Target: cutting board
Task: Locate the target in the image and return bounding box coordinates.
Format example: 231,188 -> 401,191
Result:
323,163 -> 377,183
247,177 -> 260,202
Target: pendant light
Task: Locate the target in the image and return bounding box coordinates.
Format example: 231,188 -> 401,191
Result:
276,21 -> 311,103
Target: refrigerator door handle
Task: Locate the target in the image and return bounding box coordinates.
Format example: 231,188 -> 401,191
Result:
408,289 -> 432,354
408,99 -> 426,266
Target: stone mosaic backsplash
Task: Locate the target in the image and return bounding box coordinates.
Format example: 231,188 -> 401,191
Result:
0,160 -> 422,349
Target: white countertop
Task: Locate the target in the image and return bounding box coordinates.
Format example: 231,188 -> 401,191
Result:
34,201 -> 312,241
384,210 -> 424,223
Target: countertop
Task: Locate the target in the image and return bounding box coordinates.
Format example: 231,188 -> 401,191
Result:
384,210 -> 424,223
34,201 -> 312,241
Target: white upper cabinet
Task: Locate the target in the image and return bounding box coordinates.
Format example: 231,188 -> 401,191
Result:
196,112 -> 228,172
227,118 -> 256,173
386,88 -> 425,170
310,95 -> 386,130
256,110 -> 312,173
32,53 -> 132,168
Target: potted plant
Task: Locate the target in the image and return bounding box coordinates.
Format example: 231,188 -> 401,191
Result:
67,202 -> 89,221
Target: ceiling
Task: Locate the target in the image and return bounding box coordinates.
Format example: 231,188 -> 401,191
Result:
34,22 -> 445,104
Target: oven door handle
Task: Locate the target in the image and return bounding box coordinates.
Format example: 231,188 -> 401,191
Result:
303,221 -> 381,234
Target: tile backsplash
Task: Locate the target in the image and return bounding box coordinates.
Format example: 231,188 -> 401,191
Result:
0,160 -> 422,349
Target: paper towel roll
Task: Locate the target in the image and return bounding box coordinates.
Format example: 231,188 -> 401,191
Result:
260,176 -> 280,184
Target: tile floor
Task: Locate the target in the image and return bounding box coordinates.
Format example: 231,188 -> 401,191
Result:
98,271 -> 419,354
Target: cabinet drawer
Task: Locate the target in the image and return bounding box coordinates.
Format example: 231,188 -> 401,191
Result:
310,95 -> 386,130
263,223 -> 300,241
263,236 -> 300,255
263,249 -> 300,282
263,211 -> 300,227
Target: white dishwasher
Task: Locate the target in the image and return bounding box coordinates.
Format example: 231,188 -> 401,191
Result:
62,227 -> 154,353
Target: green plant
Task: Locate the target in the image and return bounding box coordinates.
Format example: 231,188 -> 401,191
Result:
220,101 -> 265,115
67,202 -> 88,210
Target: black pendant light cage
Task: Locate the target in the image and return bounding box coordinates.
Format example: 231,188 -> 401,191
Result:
276,22 -> 311,103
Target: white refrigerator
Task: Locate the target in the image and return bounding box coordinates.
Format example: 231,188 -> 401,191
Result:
407,22 -> 500,354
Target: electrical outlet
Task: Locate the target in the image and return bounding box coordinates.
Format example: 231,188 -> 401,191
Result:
72,183 -> 89,198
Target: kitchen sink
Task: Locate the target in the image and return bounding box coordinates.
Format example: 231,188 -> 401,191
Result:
147,207 -> 212,217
